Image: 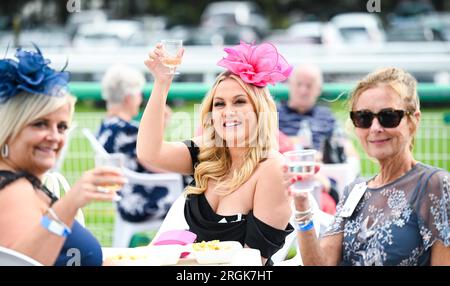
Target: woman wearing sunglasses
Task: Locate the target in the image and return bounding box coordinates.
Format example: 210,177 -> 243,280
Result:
290,67 -> 449,265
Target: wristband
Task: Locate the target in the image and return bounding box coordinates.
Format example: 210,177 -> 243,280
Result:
40,215 -> 71,237
296,220 -> 314,232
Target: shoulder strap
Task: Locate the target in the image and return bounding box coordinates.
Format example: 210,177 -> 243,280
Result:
0,170 -> 58,205
183,140 -> 199,169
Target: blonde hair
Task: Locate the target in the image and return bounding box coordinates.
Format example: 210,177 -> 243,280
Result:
185,72 -> 278,196
349,67 -> 420,150
0,92 -> 76,152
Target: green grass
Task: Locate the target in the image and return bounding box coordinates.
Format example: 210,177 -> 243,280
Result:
64,101 -> 449,247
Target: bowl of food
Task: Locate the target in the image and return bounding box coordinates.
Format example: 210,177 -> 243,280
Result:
191,240 -> 243,265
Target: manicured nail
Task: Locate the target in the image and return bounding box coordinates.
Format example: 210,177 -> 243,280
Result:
296,175 -> 302,181
314,165 -> 320,173
290,178 -> 296,184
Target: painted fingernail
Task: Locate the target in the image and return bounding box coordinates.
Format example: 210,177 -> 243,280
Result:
290,178 -> 296,184
296,175 -> 302,181
314,165 -> 320,173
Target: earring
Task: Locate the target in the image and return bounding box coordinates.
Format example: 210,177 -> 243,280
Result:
1,144 -> 8,158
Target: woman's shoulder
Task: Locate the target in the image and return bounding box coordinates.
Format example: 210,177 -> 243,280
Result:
0,174 -> 42,212
416,162 -> 449,176
0,171 -> 36,192
254,151 -> 285,187
258,150 -> 285,171
420,163 -> 449,191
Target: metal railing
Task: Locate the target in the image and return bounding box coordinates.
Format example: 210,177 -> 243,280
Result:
7,43 -> 450,83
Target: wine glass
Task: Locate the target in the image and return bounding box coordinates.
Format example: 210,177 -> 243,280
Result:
284,149 -> 317,194
94,153 -> 125,201
161,39 -> 183,75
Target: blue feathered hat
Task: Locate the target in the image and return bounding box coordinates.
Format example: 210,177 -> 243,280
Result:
0,45 -> 69,103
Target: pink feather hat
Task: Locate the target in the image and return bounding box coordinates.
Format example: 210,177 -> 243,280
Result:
217,41 -> 293,87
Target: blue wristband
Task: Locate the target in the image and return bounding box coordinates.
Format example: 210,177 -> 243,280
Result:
41,215 -> 71,237
297,220 -> 314,232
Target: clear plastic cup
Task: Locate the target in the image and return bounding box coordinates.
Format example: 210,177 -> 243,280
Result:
284,149 -> 317,194
94,153 -> 125,201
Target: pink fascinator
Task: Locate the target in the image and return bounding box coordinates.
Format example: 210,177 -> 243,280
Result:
217,41 -> 293,87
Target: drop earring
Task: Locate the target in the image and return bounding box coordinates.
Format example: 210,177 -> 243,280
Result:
1,144 -> 9,158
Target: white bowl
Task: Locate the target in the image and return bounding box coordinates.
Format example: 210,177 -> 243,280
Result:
191,241 -> 243,265
146,244 -> 184,265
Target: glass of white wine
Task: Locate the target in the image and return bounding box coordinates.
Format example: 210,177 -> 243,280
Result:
161,39 -> 183,75
94,153 -> 125,201
284,149 -> 317,194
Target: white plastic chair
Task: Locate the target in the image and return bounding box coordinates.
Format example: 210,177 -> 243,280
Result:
113,170 -> 184,247
0,246 -> 42,266
319,158 -> 360,197
82,128 -> 184,247
272,193 -> 334,266
150,194 -> 188,244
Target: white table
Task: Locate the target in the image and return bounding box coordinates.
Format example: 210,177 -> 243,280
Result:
102,247 -> 262,266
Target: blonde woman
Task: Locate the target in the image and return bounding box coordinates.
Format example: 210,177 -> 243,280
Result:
0,47 -> 126,265
291,68 -> 450,266
138,42 -> 298,265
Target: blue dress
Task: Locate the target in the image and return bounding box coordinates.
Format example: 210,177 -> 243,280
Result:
0,171 -> 102,266
54,221 -> 102,266
323,163 -> 449,265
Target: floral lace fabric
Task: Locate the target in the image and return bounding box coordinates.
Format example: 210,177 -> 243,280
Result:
323,163 -> 449,266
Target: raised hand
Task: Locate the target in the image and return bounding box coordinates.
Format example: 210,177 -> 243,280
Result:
144,42 -> 184,81
283,164 -> 320,210
64,166 -> 127,209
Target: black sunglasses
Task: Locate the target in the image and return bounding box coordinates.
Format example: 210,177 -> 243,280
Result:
350,108 -> 412,129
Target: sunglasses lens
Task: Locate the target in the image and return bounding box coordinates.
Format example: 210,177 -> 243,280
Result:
351,111 -> 373,128
379,110 -> 403,128
351,109 -> 406,128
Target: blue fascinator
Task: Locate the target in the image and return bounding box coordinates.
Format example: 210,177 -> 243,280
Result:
0,45 -> 69,103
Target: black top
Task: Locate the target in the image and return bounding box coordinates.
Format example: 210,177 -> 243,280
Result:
182,140 -> 294,263
0,170 -> 58,204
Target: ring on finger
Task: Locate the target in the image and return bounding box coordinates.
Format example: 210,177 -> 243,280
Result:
96,186 -> 110,193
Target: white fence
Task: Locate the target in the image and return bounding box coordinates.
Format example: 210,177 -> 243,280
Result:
60,111 -> 449,246
8,42 -> 450,83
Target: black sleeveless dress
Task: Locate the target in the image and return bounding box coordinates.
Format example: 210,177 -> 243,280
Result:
182,140 -> 293,264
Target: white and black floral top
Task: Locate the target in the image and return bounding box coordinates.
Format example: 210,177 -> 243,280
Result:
323,163 -> 449,266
